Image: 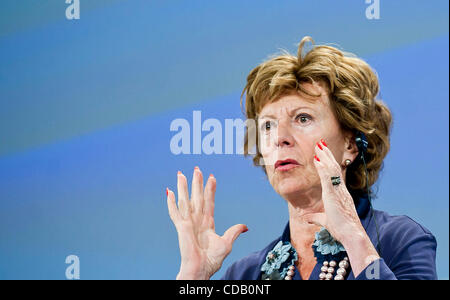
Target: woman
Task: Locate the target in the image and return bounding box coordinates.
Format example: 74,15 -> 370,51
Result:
166,36 -> 437,280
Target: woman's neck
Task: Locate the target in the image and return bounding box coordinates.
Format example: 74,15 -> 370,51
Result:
286,190 -> 324,255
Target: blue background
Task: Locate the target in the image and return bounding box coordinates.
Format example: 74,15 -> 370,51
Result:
0,0 -> 448,279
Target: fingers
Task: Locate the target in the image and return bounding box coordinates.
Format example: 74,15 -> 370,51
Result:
191,166 -> 204,215
167,188 -> 181,224
204,174 -> 216,228
177,171 -> 191,219
302,212 -> 326,227
313,139 -> 342,192
222,224 -> 248,246
314,139 -> 338,169
174,168 -> 207,220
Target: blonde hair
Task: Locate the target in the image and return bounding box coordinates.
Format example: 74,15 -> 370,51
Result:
241,36 -> 393,197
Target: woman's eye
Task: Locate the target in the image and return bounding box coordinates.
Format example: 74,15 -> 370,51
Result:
261,120 -> 274,132
296,114 -> 312,124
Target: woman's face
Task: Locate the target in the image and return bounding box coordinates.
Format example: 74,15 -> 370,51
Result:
258,82 -> 353,198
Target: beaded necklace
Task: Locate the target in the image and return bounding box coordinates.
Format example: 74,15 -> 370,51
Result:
261,228 -> 350,280
282,256 -> 350,280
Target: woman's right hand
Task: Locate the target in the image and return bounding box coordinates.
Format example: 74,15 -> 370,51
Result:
166,167 -> 248,280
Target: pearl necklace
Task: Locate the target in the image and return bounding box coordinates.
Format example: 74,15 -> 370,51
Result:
283,265 -> 296,280
283,256 -> 350,280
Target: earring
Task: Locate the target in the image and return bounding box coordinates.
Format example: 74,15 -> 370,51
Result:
344,159 -> 352,167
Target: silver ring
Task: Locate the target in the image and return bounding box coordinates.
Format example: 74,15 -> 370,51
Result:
331,176 -> 341,186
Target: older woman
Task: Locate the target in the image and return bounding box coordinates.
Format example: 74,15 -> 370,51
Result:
166,37 -> 437,280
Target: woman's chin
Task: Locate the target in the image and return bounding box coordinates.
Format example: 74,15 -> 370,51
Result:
274,174 -> 318,196
276,182 -> 305,197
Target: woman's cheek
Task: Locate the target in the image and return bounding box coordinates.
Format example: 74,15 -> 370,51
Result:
261,154 -> 275,170
259,144 -> 277,167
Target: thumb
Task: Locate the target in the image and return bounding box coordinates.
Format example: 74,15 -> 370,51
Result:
302,213 -> 327,227
222,224 -> 248,245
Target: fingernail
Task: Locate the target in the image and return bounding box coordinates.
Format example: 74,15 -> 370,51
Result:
166,187 -> 169,196
194,166 -> 199,170
209,173 -> 214,178
321,139 -> 327,147
317,142 -> 323,150
243,227 -> 249,233
314,155 -> 320,162
177,171 -> 181,175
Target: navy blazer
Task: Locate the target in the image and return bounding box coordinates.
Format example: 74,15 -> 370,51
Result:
221,196 -> 437,280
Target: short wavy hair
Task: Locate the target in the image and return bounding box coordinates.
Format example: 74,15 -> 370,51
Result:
241,36 -> 393,198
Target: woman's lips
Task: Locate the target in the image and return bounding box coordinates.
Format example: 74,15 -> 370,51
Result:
274,159 -> 300,171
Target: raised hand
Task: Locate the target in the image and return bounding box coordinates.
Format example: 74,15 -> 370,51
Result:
166,167 -> 248,280
303,139 -> 379,277
303,139 -> 364,242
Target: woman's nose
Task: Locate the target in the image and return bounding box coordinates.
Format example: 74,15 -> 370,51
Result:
275,121 -> 295,148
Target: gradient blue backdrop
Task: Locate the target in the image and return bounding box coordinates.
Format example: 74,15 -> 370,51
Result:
0,0 -> 448,279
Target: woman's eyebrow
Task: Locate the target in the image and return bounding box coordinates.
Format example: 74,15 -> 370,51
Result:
290,106 -> 315,115
258,106 -> 315,119
258,113 -> 276,119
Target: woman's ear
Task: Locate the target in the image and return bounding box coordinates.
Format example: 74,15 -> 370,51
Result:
344,132 -> 359,163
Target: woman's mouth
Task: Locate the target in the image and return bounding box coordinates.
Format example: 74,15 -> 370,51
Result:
274,159 -> 300,171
